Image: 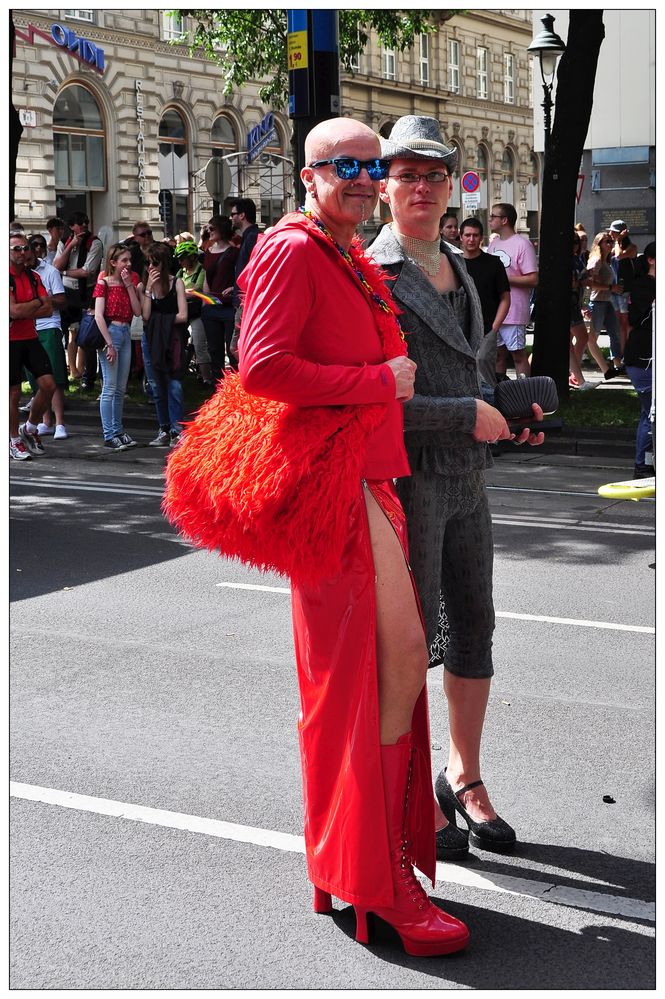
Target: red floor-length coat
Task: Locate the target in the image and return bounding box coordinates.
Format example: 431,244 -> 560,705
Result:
238,214 -> 436,907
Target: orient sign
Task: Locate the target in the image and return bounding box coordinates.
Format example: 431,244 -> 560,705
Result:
15,22 -> 106,74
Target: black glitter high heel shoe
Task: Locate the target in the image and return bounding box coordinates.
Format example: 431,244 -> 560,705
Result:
435,769 -> 516,854
435,820 -> 470,862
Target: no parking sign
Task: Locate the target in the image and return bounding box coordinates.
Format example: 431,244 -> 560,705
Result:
461,170 -> 481,212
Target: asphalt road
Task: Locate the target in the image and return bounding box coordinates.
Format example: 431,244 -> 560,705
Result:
10,435 -> 655,990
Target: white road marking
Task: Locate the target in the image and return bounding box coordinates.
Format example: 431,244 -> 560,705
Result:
487,484 -> 655,503
10,478 -> 655,530
10,781 -> 654,924
214,583 -> 655,635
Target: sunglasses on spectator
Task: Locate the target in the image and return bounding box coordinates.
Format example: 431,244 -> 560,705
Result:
136,229 -> 152,237
389,170 -> 450,184
10,244 -> 30,251
309,157 -> 389,181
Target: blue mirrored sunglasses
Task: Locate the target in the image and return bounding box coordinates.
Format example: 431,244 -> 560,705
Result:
308,157 -> 389,181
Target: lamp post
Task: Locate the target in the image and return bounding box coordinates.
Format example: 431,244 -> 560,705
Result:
527,13 -> 566,148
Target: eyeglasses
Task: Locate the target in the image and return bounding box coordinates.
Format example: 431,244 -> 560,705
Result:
389,170 -> 450,184
136,229 -> 152,237
229,212 -> 239,217
309,157 -> 389,181
10,244 -> 30,251
488,214 -> 505,220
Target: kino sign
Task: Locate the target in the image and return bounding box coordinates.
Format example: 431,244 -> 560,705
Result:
247,112 -> 277,164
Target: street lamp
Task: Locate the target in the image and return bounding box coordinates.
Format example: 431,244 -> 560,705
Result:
527,13 -> 566,146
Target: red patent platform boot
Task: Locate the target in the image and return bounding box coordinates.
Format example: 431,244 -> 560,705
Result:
353,733 -> 469,957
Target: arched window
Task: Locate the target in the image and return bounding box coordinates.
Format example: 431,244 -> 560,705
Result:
448,140 -> 462,210
53,84 -> 106,190
158,108 -> 189,236
500,147 -> 515,204
257,121 -> 291,226
210,114 -> 240,213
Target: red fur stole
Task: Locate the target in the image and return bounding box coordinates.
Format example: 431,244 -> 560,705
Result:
162,214 -> 405,586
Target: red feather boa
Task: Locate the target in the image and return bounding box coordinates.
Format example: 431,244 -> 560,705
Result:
162,212 -> 406,586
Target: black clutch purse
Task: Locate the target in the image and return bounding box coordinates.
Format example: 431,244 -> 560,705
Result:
493,376 -> 559,420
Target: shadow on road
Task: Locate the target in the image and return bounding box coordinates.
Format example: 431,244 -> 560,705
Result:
329,884 -> 655,989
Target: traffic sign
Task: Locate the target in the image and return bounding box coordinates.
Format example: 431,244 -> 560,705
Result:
462,171 -> 480,194
462,191 -> 480,212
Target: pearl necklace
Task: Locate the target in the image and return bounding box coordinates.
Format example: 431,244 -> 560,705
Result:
391,224 -> 441,276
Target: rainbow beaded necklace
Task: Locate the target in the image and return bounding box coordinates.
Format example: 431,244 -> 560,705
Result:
298,207 -> 406,350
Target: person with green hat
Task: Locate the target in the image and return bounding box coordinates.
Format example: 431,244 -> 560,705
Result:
174,239 -> 213,387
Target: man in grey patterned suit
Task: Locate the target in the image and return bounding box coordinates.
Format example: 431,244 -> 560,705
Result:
370,116 -> 543,862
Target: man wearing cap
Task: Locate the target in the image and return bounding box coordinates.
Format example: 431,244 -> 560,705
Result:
369,115 -> 543,863
608,219 -> 638,353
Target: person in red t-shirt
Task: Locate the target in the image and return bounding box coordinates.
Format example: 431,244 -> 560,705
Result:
9,232 -> 55,460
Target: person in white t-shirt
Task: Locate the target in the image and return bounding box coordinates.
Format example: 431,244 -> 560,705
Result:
487,203 -> 538,378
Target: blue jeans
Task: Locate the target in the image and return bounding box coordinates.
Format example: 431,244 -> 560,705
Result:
99,322 -> 131,439
589,299 -> 622,360
625,364 -> 653,469
141,332 -> 184,433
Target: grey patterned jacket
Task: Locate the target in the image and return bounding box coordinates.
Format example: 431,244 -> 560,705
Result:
369,225 -> 491,476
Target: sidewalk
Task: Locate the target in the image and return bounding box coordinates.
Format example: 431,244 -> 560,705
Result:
30,376 -> 637,466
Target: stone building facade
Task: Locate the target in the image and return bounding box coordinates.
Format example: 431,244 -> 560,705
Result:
341,9 -> 538,239
11,8 -> 296,242
11,9 -> 538,244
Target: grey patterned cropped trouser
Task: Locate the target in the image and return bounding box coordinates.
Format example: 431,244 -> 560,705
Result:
396,470 -> 495,679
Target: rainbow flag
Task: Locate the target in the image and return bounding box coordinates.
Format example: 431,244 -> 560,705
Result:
188,290 -> 225,306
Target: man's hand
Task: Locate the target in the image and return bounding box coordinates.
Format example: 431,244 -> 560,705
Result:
472,399 -> 512,442
386,356 -> 417,401
512,403 -> 545,446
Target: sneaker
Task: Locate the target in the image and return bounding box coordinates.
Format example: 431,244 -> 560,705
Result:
169,429 -> 182,447
118,433 -> 137,449
104,436 -> 129,451
18,398 -> 34,413
579,381 -> 597,392
19,423 -> 45,456
54,424 -> 69,440
9,438 -> 31,461
149,429 -> 170,447
37,422 -> 55,435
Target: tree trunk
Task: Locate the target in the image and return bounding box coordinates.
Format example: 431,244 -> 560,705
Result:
530,11 -> 605,397
9,14 -> 23,222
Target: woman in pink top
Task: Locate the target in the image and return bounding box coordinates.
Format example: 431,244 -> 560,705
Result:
93,243 -> 143,451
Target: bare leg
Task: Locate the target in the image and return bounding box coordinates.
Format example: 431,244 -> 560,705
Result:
511,348 -> 531,378
66,328 -> 82,378
27,375 -> 55,427
587,329 -> 610,375
445,673 -> 497,822
42,386 -> 65,427
495,344 -> 508,378
364,485 -> 429,745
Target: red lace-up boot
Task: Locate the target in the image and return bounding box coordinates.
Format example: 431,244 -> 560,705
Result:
355,732 -> 469,956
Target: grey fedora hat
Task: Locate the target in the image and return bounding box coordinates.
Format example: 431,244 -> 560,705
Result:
380,115 -> 457,169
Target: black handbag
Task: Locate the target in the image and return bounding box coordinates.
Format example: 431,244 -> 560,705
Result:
76,310 -> 106,351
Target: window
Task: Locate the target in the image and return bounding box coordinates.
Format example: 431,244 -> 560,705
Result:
161,11 -> 185,41
52,85 -> 106,190
64,9 -> 94,21
448,141 -> 462,209
383,47 -> 396,81
504,54 -> 515,104
501,147 -> 515,203
210,115 -> 240,212
349,29 -> 361,72
477,47 -> 488,99
419,34 -> 430,86
476,144 -> 489,232
158,108 -> 189,236
448,39 -> 460,94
